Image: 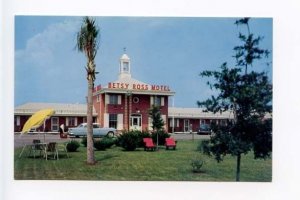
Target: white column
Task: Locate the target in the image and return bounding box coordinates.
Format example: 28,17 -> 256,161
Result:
75,117 -> 78,126
105,94 -> 109,105
162,115 -> 167,129
161,97 -> 165,106
117,114 -> 123,130
118,95 -> 122,105
148,117 -> 153,131
150,96 -> 154,106
104,113 -> 109,127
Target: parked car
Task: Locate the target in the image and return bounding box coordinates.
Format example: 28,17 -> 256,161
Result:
68,123 -> 116,138
197,124 -> 211,135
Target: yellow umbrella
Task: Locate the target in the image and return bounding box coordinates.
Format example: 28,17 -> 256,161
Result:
21,109 -> 55,134
19,109 -> 55,158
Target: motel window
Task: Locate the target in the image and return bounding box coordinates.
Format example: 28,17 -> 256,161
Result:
93,117 -> 97,123
109,114 -> 118,129
109,95 -> 118,105
169,119 -> 173,127
152,96 -> 164,107
220,119 -> 227,126
154,96 -> 161,107
169,118 -> 179,127
67,117 -> 77,127
96,95 -> 100,103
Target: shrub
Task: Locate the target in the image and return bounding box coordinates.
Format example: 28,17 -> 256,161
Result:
117,130 -> 139,151
151,130 -> 170,145
94,137 -> 115,151
94,140 -> 106,151
137,130 -> 151,147
191,158 -> 204,173
81,137 -> 87,147
114,136 -> 122,147
66,140 -> 80,152
197,139 -> 211,154
103,137 -> 116,148
81,137 -> 96,147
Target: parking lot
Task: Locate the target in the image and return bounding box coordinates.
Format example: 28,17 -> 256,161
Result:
14,132 -> 210,148
171,132 -> 210,140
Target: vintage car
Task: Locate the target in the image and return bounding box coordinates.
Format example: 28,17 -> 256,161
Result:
197,124 -> 211,135
68,123 -> 116,138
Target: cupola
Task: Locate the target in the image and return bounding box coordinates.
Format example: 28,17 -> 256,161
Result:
119,49 -> 131,79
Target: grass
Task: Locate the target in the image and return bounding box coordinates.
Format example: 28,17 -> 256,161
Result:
14,140 -> 272,181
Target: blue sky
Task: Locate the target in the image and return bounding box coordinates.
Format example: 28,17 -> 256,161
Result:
15,16 -> 272,107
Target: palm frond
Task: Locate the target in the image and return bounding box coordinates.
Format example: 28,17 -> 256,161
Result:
76,16 -> 100,60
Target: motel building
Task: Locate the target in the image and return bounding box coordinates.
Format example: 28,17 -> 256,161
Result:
14,103 -> 98,133
92,53 -> 174,132
14,53 -> 232,133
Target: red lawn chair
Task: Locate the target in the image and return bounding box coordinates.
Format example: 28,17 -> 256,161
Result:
143,138 -> 156,151
165,138 -> 177,150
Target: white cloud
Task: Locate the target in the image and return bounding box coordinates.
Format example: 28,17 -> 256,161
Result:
16,18 -> 81,68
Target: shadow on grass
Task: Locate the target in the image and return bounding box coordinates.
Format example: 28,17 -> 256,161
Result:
121,148 -> 145,152
97,154 -> 119,162
192,170 -> 206,174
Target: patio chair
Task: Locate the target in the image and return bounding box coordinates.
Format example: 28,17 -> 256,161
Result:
28,139 -> 44,158
57,142 -> 69,158
57,127 -> 70,158
165,138 -> 177,150
143,138 -> 156,151
46,142 -> 59,160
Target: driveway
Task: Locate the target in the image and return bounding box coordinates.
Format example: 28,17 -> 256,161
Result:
14,133 -> 80,148
14,132 -> 210,148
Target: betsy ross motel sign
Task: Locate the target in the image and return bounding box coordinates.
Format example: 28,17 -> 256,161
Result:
108,82 -> 171,92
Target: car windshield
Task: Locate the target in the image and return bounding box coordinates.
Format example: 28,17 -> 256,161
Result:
78,124 -> 84,128
200,124 -> 210,129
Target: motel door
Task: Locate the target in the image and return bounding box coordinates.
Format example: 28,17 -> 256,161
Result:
184,119 -> 190,132
130,114 -> 141,131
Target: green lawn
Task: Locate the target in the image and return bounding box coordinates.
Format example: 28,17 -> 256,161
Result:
14,140 -> 272,181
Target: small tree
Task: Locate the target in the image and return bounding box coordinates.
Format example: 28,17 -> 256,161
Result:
149,105 -> 164,149
198,18 -> 272,181
149,105 -> 164,132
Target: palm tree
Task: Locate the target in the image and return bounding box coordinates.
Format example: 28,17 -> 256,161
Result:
76,17 -> 100,164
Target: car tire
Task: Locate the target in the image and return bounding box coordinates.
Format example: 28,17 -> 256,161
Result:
107,131 -> 114,138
